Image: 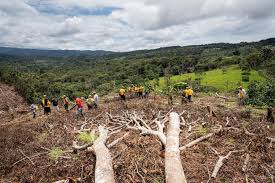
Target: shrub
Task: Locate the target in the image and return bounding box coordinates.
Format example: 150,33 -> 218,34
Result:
48,147 -> 64,160
173,82 -> 188,91
242,75 -> 249,82
246,80 -> 275,107
78,131 -> 97,143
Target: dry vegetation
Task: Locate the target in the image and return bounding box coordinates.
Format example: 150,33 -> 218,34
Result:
0,83 -> 274,183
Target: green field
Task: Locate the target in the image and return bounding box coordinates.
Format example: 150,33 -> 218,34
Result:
155,65 -> 266,91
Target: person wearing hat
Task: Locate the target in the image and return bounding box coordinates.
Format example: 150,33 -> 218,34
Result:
63,95 -> 70,112
93,91 -> 99,109
86,95 -> 94,111
41,95 -> 51,115
238,86 -> 246,106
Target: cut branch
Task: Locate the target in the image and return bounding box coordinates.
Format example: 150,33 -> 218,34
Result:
179,125 -> 222,151
211,148 -> 244,178
107,132 -> 130,148
242,153 -> 250,172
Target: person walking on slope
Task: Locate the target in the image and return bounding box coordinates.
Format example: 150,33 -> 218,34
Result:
41,95 -> 51,115
119,87 -> 126,102
238,86 -> 246,106
51,96 -> 59,112
86,95 -> 94,111
30,103 -> 38,118
63,95 -> 70,112
93,91 -> 99,109
71,96 -> 84,118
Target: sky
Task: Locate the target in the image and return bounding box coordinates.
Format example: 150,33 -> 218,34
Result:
0,0 -> 275,51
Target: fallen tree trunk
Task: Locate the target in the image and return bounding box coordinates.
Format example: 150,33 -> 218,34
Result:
165,112 -> 187,183
88,126 -> 115,183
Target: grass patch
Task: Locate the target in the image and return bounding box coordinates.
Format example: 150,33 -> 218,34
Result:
225,138 -> 235,145
48,147 -> 64,160
77,131 -> 97,143
153,65 -> 266,92
197,125 -> 209,137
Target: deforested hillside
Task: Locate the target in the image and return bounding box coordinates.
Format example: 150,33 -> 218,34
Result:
0,82 -> 274,183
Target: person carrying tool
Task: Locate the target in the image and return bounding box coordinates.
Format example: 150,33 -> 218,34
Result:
119,87 -> 126,102
70,96 -> 84,118
41,95 -> 51,115
63,95 -> 70,112
238,86 -> 246,106
86,95 -> 94,111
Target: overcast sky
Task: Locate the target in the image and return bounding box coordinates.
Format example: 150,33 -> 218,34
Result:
0,0 -> 275,51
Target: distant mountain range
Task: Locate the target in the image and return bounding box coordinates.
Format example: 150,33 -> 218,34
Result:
0,47 -> 113,58
0,38 -> 274,58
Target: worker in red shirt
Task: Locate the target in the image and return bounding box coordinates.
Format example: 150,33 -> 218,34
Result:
70,96 -> 84,118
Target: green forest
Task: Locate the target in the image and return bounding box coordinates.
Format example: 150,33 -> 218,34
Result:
0,38 -> 274,106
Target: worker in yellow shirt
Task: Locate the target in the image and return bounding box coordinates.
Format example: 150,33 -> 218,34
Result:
119,87 -> 126,102
41,95 -> 51,115
185,86 -> 193,102
181,88 -> 189,104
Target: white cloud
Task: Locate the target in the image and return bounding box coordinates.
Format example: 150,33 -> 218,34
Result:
0,0 -> 275,51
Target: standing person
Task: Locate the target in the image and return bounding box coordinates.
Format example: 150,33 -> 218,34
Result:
71,96 -> 84,118
130,85 -> 135,98
187,86 -> 194,102
51,96 -> 59,112
134,86 -> 139,98
41,95 -> 51,115
181,88 -> 188,104
63,95 -> 70,112
238,86 -> 246,106
138,86 -> 144,98
119,87 -> 126,102
93,91 -> 99,109
86,95 -> 94,111
30,103 -> 38,118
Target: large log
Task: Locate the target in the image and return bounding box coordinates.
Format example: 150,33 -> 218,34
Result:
88,126 -> 115,183
165,112 -> 187,183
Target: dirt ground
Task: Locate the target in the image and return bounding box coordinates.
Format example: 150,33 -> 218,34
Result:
0,83 -> 274,183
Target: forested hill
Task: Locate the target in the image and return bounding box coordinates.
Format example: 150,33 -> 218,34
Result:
0,38 -> 274,104
0,47 -> 113,58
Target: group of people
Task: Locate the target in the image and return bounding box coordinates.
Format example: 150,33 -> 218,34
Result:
30,92 -> 99,119
119,85 -> 148,102
30,85 -> 247,118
